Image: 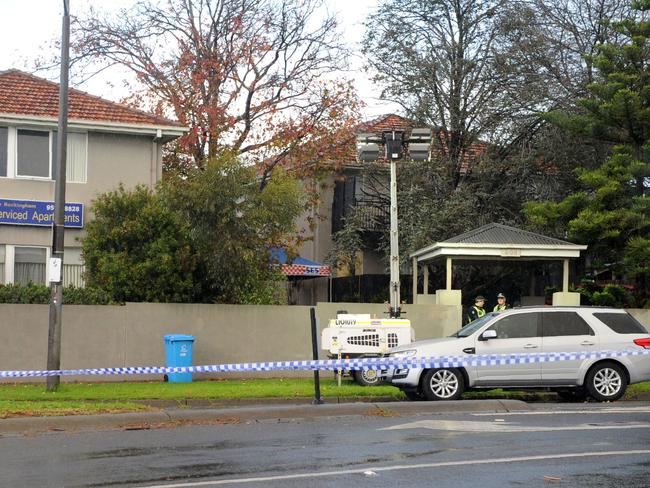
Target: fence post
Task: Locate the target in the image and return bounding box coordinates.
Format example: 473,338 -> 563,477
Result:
310,307 -> 324,404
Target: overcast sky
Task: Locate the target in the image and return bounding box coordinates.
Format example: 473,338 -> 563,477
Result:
0,0 -> 399,119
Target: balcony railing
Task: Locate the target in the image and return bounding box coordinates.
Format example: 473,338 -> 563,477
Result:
353,198 -> 387,232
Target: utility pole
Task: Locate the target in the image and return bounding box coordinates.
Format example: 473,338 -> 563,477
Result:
46,0 -> 70,392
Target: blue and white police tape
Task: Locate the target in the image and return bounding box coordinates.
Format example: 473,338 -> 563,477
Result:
1,348 -> 649,378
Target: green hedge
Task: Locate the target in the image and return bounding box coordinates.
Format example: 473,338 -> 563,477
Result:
0,284 -> 116,305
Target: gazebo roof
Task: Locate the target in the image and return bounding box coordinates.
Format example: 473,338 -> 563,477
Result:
410,223 -> 587,263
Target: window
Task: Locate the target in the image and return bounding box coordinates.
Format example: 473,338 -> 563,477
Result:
14,247 -> 46,285
63,248 -> 85,287
52,132 -> 87,183
5,128 -> 87,182
16,129 -> 50,178
594,313 -> 648,334
543,312 -> 594,337
488,313 -> 540,339
0,126 -> 7,177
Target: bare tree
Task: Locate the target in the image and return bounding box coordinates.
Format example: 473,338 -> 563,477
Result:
498,0 -> 632,112
363,0 -> 513,188
72,0 -> 360,186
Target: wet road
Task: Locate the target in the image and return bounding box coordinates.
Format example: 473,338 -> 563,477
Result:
2,402 -> 650,488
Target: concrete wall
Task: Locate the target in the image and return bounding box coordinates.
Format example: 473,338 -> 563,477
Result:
3,303 -> 646,383
0,301 -> 463,383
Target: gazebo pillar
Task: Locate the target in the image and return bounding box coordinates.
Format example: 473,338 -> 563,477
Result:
411,257 -> 418,304
552,258 -> 580,306
434,257 -> 461,307
423,265 -> 429,294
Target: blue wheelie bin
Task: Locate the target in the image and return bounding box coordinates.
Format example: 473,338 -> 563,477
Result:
163,334 -> 195,382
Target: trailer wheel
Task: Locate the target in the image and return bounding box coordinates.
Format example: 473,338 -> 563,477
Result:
353,369 -> 382,386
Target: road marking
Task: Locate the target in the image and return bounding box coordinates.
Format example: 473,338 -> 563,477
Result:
139,450 -> 650,487
380,419 -> 650,433
472,406 -> 650,416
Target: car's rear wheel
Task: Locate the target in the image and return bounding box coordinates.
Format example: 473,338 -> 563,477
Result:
421,368 -> 464,401
585,362 -> 627,402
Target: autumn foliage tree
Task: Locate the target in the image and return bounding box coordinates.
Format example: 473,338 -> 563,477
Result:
72,0 -> 360,187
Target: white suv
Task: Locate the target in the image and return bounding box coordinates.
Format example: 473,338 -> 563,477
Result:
385,307 -> 650,402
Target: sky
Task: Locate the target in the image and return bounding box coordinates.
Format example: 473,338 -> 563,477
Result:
0,0 -> 400,119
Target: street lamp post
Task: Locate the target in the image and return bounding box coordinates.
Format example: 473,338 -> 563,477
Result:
357,128 -> 431,318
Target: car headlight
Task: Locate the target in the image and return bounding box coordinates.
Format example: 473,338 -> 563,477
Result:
389,349 -> 417,358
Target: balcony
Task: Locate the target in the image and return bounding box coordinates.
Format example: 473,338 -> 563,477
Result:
331,177 -> 387,233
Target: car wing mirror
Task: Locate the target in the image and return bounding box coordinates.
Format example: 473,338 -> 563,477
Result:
479,329 -> 497,341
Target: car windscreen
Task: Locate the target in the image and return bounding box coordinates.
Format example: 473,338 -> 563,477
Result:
454,313 -> 497,338
594,313 -> 648,334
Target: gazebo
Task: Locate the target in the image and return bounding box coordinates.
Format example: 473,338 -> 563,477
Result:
410,223 -> 587,307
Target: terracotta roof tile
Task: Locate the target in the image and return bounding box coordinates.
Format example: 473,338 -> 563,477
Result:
0,69 -> 184,128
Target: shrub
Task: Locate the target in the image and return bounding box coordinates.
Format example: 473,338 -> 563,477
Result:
0,283 -> 117,305
574,282 -> 636,308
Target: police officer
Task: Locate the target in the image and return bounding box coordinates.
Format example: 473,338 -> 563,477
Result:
493,292 -> 509,312
466,295 -> 487,324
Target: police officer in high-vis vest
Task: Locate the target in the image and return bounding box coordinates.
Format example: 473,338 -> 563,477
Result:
493,292 -> 509,312
466,295 -> 486,324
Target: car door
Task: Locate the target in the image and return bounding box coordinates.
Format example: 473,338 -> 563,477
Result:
541,310 -> 598,383
473,311 -> 542,386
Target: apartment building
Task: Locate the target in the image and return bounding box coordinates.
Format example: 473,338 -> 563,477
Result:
0,70 -> 186,286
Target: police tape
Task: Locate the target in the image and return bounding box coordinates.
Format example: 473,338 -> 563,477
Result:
1,348 -> 649,378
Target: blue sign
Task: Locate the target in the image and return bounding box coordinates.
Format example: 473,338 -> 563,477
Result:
0,199 -> 83,228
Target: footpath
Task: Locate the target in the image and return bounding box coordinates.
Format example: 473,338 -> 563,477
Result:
3,391 -> 649,437
0,399 -> 530,436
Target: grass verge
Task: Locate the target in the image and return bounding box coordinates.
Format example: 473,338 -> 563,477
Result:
0,379 -> 647,418
0,378 -> 402,417
0,400 -> 152,419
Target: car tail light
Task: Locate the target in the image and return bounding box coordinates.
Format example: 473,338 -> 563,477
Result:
633,338 -> 650,349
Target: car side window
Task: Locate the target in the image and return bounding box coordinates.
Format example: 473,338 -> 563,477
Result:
487,313 -> 540,339
543,312 -> 594,337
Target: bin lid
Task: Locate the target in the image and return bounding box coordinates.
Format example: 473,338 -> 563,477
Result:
164,334 -> 195,342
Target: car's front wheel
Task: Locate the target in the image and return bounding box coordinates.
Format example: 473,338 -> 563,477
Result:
585,361 -> 627,402
421,368 -> 465,401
